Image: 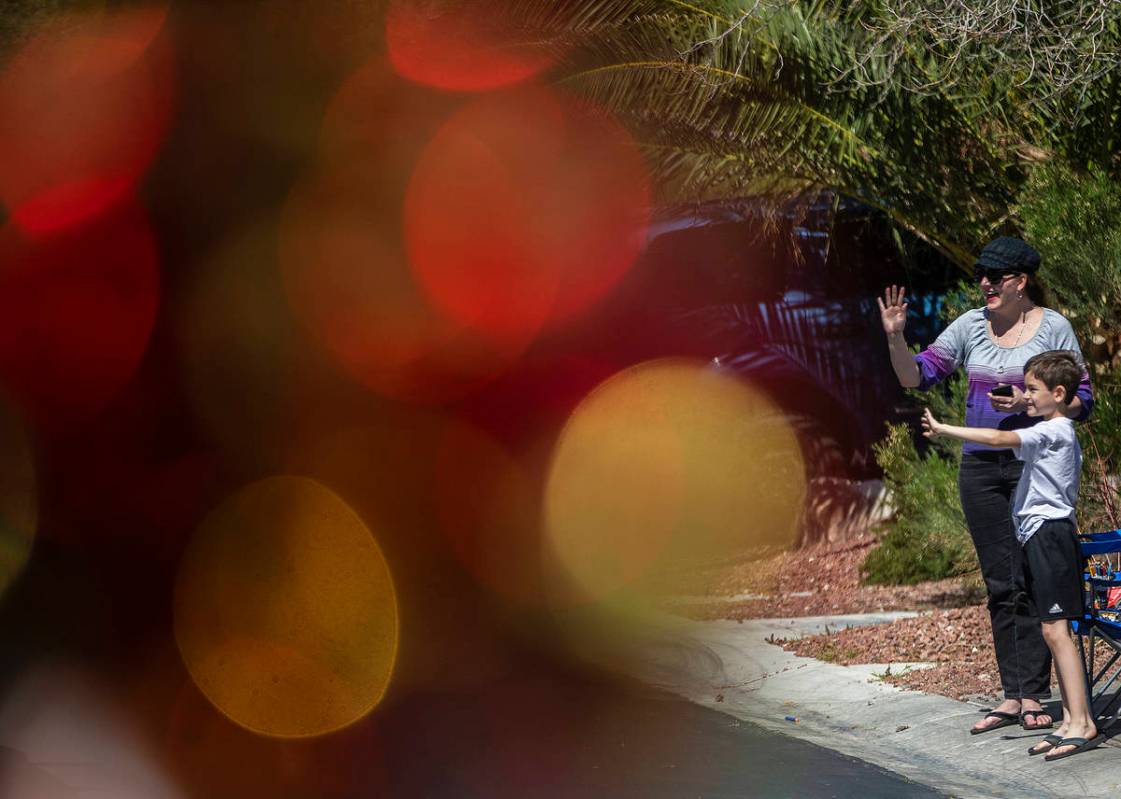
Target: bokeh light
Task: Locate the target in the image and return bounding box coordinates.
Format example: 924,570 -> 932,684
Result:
179,221 -> 302,470
276,59 -> 538,402
457,354 -> 621,444
0,4 -> 173,235
404,87 -> 651,342
0,664 -> 185,799
252,0 -> 387,76
317,57 -> 449,163
174,476 -> 399,738
283,414 -> 523,694
0,394 -> 36,599
280,165 -> 533,402
178,218 -> 379,474
161,667 -> 386,798
386,0 -> 554,92
0,203 -> 161,429
544,359 -> 805,605
46,383 -> 218,558
434,421 -> 543,605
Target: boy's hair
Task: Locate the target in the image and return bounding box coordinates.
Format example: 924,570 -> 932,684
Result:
1024,350 -> 1082,402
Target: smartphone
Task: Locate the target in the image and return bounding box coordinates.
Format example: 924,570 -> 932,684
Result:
991,384 -> 1014,397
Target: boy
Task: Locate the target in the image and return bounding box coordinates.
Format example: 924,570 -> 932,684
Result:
923,350 -> 1103,760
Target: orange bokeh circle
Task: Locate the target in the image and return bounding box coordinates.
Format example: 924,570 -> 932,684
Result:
174,476 -> 399,739
544,359 -> 806,604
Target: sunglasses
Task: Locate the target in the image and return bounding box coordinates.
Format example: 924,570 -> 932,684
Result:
973,267 -> 1021,284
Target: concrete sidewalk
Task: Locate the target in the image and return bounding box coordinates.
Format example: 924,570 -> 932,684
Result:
597,612 -> 1121,799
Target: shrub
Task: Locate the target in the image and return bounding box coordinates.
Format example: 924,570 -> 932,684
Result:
862,370 -> 976,585
866,160 -> 1121,584
862,278 -> 976,585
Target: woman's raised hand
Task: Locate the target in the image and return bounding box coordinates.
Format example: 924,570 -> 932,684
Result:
877,285 -> 908,336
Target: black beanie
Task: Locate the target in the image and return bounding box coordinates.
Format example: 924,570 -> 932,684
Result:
974,237 -> 1041,274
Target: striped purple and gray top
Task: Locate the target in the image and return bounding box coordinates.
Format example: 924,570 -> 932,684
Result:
913,308 -> 1093,452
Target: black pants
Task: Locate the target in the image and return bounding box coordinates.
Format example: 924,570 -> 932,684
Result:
959,451 -> 1051,700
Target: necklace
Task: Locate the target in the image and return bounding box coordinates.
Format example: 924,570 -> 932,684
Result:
1004,307 -> 1034,348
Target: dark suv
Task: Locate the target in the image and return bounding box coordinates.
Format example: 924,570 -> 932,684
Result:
574,193 -> 960,477
463,192 -> 961,486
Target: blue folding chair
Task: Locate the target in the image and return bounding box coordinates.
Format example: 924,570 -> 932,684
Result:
1074,529 -> 1121,730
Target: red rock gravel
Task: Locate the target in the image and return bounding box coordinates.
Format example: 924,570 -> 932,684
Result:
670,535 -> 985,620
781,605 -> 1005,699
663,536 -> 1013,701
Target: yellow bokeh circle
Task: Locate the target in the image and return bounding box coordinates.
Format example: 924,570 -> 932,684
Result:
544,358 -> 805,603
174,476 -> 398,738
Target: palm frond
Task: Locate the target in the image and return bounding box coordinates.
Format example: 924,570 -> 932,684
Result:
508,1 -> 1121,260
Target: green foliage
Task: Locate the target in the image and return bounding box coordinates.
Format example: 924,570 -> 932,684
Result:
521,1 -> 1121,546
1019,163 -> 1121,532
533,0 -> 1022,264
863,292 -> 975,585
937,278 -> 978,325
1021,163 -> 1121,345
0,0 -> 87,57
867,163 -> 1121,583
525,0 -> 1121,263
862,417 -> 975,585
1079,407 -> 1121,535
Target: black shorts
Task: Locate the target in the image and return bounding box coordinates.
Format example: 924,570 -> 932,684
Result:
1023,519 -> 1084,622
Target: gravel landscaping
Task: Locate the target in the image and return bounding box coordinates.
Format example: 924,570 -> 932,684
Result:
664,536 -> 1027,701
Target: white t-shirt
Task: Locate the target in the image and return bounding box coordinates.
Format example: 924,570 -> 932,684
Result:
1011,416 -> 1081,544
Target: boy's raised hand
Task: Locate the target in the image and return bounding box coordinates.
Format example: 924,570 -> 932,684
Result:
877,285 -> 908,336
921,408 -> 944,439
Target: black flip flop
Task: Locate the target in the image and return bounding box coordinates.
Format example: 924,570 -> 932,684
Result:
970,710 -> 1019,735
1028,734 -> 1063,756
1020,709 -> 1054,730
1043,734 -> 1106,761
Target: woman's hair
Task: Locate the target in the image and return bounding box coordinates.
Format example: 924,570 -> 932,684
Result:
1020,272 -> 1049,306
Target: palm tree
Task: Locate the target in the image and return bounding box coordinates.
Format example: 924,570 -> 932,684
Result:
511,0 -> 1121,266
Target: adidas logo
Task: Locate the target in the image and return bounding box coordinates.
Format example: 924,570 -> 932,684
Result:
1049,603 -> 1063,614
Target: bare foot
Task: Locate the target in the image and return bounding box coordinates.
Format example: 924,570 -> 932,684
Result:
1019,700 -> 1053,730
1029,728 -> 1066,756
1045,723 -> 1100,760
971,699 -> 1021,733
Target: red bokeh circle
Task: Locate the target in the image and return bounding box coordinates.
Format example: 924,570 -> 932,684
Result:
0,5 -> 173,235
0,203 -> 161,428
404,88 -> 651,343
433,420 -> 543,605
385,0 -> 554,92
279,163 -> 534,403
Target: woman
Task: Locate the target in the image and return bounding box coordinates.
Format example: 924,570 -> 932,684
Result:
878,236 -> 1093,734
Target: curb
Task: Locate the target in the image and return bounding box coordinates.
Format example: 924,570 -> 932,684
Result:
590,612 -> 1121,799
